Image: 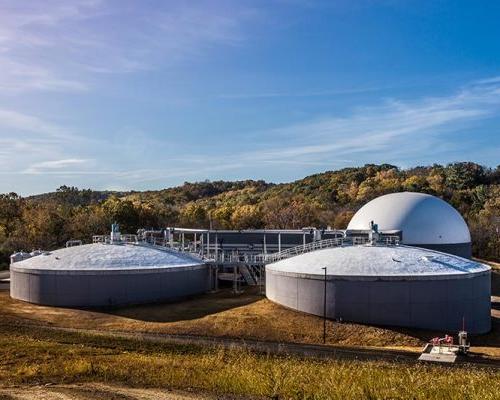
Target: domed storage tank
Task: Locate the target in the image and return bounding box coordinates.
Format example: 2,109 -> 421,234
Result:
10,243 -> 208,307
347,192 -> 472,258
266,245 -> 491,334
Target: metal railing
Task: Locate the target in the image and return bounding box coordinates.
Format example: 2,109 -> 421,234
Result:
202,251 -> 265,264
93,235 -> 109,243
380,235 -> 400,246
121,234 -> 138,244
352,236 -> 368,245
92,234 -> 139,244
264,237 -> 344,263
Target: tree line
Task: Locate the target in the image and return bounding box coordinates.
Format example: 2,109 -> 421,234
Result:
1,162 -> 499,267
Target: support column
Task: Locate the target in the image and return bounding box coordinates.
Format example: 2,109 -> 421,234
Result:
215,233 -> 219,262
207,231 -> 210,259
278,232 -> 281,253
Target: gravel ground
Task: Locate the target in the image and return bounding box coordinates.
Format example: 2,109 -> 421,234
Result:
0,383 -> 218,400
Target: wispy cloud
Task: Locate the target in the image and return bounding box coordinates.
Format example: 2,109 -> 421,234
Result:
23,158 -> 93,174
0,0 -> 257,93
43,76 -> 500,185
244,77 -> 500,164
0,108 -> 74,138
216,85 -> 401,100
2,75 -> 500,192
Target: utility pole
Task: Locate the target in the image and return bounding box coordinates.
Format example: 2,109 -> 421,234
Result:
322,266 -> 327,344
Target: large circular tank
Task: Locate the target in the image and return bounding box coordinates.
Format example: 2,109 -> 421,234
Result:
10,243 -> 208,307
266,245 -> 491,333
347,192 -> 472,258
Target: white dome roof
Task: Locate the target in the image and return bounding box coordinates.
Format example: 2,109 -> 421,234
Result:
12,243 -> 202,271
347,192 -> 471,244
267,245 -> 488,279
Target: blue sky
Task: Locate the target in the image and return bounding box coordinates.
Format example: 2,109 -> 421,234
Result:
0,0 -> 499,195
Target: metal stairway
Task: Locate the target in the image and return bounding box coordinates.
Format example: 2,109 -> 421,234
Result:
239,264 -> 257,285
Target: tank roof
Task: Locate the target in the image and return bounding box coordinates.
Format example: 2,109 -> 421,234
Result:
11,243 -> 203,272
347,192 -> 471,245
267,245 -> 489,280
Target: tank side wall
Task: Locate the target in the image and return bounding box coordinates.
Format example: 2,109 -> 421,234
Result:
10,266 -> 209,307
266,271 -> 491,334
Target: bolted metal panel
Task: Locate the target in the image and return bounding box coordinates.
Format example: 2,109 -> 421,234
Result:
266,269 -> 491,334
10,265 -> 209,308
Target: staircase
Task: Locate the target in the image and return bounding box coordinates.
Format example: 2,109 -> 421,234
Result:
239,264 -> 257,285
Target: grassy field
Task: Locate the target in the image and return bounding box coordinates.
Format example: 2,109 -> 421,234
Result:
0,322 -> 499,400
0,267 -> 498,398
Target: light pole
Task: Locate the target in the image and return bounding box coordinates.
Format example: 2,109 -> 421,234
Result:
322,266 -> 327,344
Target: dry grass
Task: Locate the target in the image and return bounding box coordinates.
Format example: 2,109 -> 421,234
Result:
0,323 -> 499,400
0,288 -> 425,348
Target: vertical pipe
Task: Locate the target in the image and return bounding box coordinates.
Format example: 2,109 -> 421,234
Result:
322,266 -> 327,344
303,232 -> 306,247
207,231 -> 210,259
215,233 -> 219,262
181,232 -> 185,251
263,233 -> 267,255
278,232 -> 281,253
194,233 -> 197,252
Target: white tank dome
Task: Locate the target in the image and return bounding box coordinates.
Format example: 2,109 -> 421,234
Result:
347,192 -> 471,245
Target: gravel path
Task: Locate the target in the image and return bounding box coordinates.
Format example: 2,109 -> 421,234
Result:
0,383 -> 216,400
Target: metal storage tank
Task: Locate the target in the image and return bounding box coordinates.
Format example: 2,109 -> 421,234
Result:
10,243 -> 208,307
266,245 -> 491,333
347,192 -> 472,258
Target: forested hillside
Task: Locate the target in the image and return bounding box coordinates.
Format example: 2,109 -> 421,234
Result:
1,162 -> 499,267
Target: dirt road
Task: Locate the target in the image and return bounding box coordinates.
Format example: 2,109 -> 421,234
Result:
0,383 -> 216,400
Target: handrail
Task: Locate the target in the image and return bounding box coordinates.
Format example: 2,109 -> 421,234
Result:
264,237 -> 344,263
264,235 -> 400,264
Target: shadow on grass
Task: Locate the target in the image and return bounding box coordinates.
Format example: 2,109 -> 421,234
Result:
100,286 -> 264,323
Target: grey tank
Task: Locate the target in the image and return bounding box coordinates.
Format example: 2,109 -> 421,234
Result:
266,245 -> 491,334
10,243 -> 208,307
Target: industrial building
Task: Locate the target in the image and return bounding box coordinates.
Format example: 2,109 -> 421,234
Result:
347,192 -> 472,258
9,192 -> 492,335
265,245 -> 491,334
